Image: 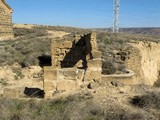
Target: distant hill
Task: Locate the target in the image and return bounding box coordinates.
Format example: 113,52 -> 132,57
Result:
120,28 -> 160,35
94,27 -> 160,35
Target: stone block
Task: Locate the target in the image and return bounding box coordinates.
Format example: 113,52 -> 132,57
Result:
44,81 -> 56,91
44,67 -> 58,80
44,80 -> 56,98
74,34 -> 81,38
51,48 -> 58,55
56,80 -> 79,91
3,88 -> 20,98
51,40 -> 62,48
101,75 -> 135,85
62,41 -> 72,48
52,59 -> 58,67
59,55 -> 64,61
59,68 -> 77,80
45,91 -> 53,98
75,60 -> 83,68
62,49 -> 70,54
85,70 -> 101,81
87,82 -> 100,89
51,48 -> 61,55
87,59 -> 102,68
77,69 -> 85,80
91,51 -> 101,58
90,71 -> 101,80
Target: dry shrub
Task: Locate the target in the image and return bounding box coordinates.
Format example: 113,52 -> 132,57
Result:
0,36 -> 51,67
102,60 -> 116,74
97,32 -> 128,75
0,93 -> 93,120
105,109 -> 149,120
0,92 -> 157,120
131,92 -> 160,109
13,27 -> 48,37
21,54 -> 39,67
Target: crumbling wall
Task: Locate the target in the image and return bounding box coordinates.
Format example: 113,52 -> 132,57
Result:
125,41 -> 160,85
0,0 -> 14,40
124,45 -> 145,84
44,32 -> 102,98
101,69 -> 135,85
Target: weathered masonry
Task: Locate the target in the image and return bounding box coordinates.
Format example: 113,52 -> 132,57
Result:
44,32 -> 102,98
0,0 -> 14,40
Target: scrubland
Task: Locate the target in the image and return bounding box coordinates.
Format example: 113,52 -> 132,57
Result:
0,24 -> 160,120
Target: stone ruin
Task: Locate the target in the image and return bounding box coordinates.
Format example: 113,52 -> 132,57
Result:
0,0 -> 14,40
2,32 -> 159,98
43,32 -> 102,98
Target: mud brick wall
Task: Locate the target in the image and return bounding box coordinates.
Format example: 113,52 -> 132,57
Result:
0,1 -> 14,39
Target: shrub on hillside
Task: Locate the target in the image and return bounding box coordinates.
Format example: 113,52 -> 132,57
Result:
0,34 -> 51,67
97,32 -> 128,75
21,54 -> 39,67
102,60 -> 116,74
13,27 -> 48,38
131,92 -> 160,109
0,95 -> 155,120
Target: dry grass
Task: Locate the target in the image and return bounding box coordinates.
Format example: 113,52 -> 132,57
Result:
0,91 -> 159,120
0,93 -> 97,120
1,24 -> 160,120
0,37 -> 51,67
131,92 -> 160,109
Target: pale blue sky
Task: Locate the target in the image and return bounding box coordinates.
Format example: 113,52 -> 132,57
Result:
7,0 -> 160,28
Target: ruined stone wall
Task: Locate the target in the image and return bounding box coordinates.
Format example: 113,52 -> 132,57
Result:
101,69 -> 135,85
83,33 -> 102,81
0,1 -> 14,40
125,41 -> 160,85
44,32 -> 102,98
101,40 -> 160,85
51,33 -> 101,69
124,45 -> 145,84
51,36 -> 74,68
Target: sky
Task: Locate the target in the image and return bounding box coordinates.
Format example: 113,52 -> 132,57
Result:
6,0 -> 160,28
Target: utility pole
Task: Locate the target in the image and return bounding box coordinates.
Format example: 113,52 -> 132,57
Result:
113,0 -> 120,33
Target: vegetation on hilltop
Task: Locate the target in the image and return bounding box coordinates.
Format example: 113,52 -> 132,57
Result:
0,25 -> 160,74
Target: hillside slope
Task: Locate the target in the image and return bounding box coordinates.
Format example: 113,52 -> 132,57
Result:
0,24 -> 160,120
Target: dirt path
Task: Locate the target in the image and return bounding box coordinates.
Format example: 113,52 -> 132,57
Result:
47,30 -> 70,38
